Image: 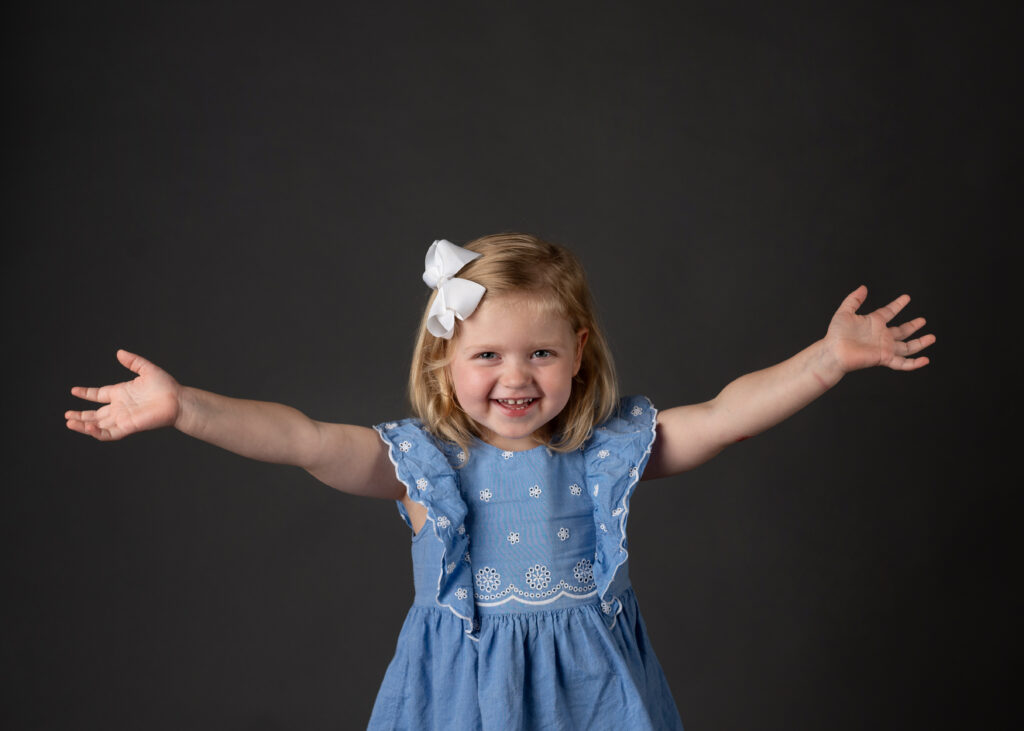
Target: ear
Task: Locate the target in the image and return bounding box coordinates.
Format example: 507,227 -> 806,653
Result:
572,328 -> 589,376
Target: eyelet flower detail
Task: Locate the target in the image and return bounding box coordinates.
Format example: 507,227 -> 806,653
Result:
611,507 -> 623,517
628,466 -> 638,478
599,523 -> 608,532
464,550 -> 471,563
597,449 -> 610,459
436,515 -> 450,529
398,440 -> 412,453
569,483 -> 582,496
475,567 -> 501,594
457,524 -> 466,535
593,484 -> 600,496
384,422 -> 398,430
507,531 -> 520,545
525,564 -> 551,590
557,527 -> 570,541
456,450 -> 467,463
415,478 -> 428,491
528,485 -> 542,498
502,450 -> 514,460
479,489 -> 493,502
455,587 -> 468,600
631,405 -> 643,416
446,562 -> 456,574
573,558 -> 593,584
601,600 -> 614,614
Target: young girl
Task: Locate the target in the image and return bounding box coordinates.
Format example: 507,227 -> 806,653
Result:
65,233 -> 933,729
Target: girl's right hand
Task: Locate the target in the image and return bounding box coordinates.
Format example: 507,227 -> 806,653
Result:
65,349 -> 181,441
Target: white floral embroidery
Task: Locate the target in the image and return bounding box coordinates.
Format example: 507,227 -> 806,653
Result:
455,587 -> 467,600
479,489 -> 493,502
415,478 -> 428,490
436,515 -> 451,529
529,485 -> 542,498
398,440 -> 412,452
628,466 -> 638,479
446,562 -> 456,574
611,507 -> 623,517
573,558 -> 594,584
475,567 -> 501,594
631,405 -> 643,416
464,550 -> 471,563
593,484 -> 600,497
600,523 -> 608,532
456,450 -> 467,463
474,578 -> 595,602
502,450 -> 514,460
384,422 -> 398,430
597,449 -> 610,459
557,527 -> 570,541
457,524 -> 466,535
507,531 -> 520,545
525,564 -> 551,590
601,600 -> 614,614
569,483 -> 582,496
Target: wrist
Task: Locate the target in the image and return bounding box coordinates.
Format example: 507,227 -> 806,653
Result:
810,339 -> 846,390
173,386 -> 200,435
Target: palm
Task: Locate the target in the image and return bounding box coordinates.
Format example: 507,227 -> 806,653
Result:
66,350 -> 181,441
825,286 -> 934,373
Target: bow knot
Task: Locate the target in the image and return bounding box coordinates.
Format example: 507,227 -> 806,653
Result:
423,239 -> 485,339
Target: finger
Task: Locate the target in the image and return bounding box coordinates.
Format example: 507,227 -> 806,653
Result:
875,294 -> 911,324
70,385 -> 112,404
890,317 -> 926,341
895,333 -> 936,357
117,349 -> 157,377
893,355 -> 930,371
66,408 -> 108,424
837,285 -> 868,315
66,418 -> 113,440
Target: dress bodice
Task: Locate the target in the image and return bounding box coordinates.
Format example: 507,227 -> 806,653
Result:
376,395 -> 657,638
413,442 -> 601,614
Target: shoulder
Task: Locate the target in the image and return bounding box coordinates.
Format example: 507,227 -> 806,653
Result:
374,417 -> 464,471
589,395 -> 657,441
582,395 -> 657,467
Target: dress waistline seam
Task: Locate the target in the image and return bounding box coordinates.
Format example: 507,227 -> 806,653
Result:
410,586 -> 635,618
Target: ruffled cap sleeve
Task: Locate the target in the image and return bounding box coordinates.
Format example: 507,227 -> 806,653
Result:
375,419 -> 477,636
584,395 -> 658,627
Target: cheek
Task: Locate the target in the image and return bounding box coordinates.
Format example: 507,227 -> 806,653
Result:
450,366 -> 487,402
544,366 -> 576,400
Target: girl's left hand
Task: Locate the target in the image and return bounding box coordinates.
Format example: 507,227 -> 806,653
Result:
825,285 -> 935,373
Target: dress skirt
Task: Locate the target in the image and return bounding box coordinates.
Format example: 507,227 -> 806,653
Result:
368,588 -> 683,730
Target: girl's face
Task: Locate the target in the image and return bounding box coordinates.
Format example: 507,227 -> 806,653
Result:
449,294 -> 587,451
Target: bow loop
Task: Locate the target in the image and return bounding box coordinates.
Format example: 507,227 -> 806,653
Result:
422,239 -> 485,339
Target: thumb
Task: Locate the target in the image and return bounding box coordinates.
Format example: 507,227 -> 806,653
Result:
116,349 -> 157,377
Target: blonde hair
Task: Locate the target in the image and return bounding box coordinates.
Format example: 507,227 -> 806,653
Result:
409,233 -> 618,454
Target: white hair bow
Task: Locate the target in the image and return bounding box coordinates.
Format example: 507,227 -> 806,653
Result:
422,239 -> 486,339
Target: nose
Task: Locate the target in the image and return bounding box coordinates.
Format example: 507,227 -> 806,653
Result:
499,359 -> 533,389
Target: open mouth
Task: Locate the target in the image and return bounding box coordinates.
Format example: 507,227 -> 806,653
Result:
493,397 -> 538,413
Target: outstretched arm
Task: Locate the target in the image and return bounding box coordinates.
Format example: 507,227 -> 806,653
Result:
66,350 -> 404,500
643,286 -> 935,480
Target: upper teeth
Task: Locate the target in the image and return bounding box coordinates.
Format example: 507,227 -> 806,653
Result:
498,398 -> 534,404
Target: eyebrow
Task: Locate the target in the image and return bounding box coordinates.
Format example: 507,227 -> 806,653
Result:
458,342 -> 563,355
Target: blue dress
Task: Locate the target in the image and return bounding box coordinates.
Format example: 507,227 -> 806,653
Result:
369,396 -> 684,730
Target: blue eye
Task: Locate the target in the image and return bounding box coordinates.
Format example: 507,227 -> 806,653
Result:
532,350 -> 553,358
476,352 -> 498,360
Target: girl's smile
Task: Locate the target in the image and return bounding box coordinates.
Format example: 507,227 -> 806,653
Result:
449,294 -> 587,451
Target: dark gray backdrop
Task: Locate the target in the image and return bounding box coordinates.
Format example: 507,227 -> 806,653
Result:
4,1 -> 1014,729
